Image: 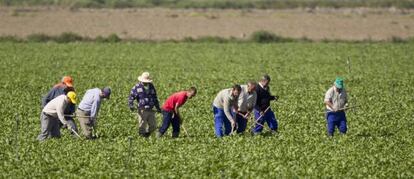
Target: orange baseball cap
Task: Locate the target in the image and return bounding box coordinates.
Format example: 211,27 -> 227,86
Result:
62,76 -> 74,87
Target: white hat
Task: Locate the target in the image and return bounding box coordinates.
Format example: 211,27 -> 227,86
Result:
138,72 -> 153,83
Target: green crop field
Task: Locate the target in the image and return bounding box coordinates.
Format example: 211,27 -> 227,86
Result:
0,42 -> 413,178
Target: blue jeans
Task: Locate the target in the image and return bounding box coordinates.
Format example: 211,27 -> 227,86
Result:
326,111 -> 347,136
213,106 -> 232,137
252,109 -> 278,133
159,110 -> 180,137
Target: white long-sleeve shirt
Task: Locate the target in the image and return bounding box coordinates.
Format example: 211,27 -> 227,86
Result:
78,88 -> 102,119
42,95 -> 69,124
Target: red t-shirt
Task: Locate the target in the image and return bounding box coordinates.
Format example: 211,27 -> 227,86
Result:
162,91 -> 188,112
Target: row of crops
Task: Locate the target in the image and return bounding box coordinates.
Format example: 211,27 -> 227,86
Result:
0,42 -> 413,177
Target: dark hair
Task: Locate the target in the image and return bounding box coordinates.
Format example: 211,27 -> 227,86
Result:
261,74 -> 271,81
189,86 -> 197,95
247,80 -> 257,86
64,86 -> 75,94
232,84 -> 242,92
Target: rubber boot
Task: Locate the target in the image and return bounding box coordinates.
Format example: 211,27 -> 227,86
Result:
156,132 -> 163,138
139,132 -> 149,138
172,132 -> 179,138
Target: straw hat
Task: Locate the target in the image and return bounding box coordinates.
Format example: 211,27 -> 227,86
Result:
138,72 -> 153,83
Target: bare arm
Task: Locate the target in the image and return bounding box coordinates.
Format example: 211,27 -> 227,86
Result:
324,101 -> 335,111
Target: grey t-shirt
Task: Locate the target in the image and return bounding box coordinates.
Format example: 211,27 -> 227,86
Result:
324,86 -> 348,111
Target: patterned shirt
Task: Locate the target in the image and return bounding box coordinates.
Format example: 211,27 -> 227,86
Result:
128,82 -> 160,110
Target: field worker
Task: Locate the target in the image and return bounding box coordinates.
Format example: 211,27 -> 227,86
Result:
324,77 -> 348,136
37,92 -> 77,141
128,72 -> 162,137
77,87 -> 111,139
157,87 -> 197,138
213,84 -> 242,138
253,75 -> 279,135
41,76 -> 78,135
235,81 -> 257,134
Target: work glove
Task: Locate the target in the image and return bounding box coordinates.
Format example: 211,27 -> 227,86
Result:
260,111 -> 265,116
66,124 -> 73,131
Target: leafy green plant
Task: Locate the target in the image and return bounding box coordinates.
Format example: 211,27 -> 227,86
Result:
0,42 -> 413,178
250,30 -> 295,43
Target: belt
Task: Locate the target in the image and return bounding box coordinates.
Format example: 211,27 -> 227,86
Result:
78,108 -> 91,114
326,110 -> 345,113
42,112 -> 54,117
78,108 -> 86,112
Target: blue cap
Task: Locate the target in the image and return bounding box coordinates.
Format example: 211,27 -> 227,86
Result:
102,87 -> 111,99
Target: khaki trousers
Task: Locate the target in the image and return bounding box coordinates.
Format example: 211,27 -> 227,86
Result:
137,109 -> 156,135
77,110 -> 94,138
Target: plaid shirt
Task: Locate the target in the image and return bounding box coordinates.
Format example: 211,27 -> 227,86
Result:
128,82 -> 160,110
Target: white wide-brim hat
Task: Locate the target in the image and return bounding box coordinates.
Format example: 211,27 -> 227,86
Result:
138,72 -> 153,83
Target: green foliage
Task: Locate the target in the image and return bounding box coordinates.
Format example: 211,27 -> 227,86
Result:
27,33 -> 52,42
182,36 -> 233,43
3,31 -> 414,43
55,32 -> 86,43
26,33 -> 85,43
96,34 -> 122,43
250,30 -> 295,43
0,35 -> 21,42
0,42 -> 413,177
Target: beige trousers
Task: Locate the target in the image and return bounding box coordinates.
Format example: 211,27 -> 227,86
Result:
77,110 -> 94,138
137,109 -> 156,135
